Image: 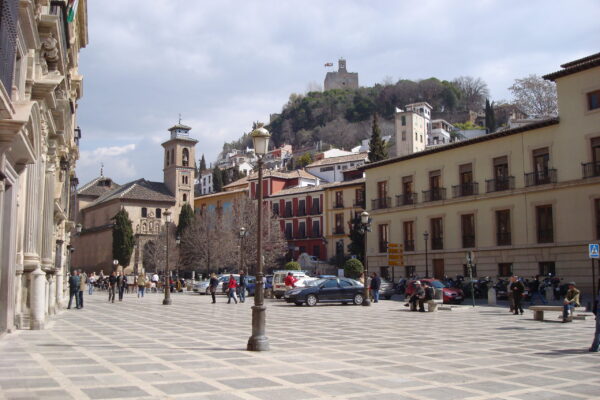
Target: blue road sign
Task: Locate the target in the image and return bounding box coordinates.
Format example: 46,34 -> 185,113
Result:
590,243 -> 600,259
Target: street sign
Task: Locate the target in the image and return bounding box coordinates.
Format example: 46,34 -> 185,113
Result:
387,243 -> 404,267
590,243 -> 600,259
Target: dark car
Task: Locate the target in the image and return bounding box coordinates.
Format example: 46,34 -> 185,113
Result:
405,279 -> 464,304
378,278 -> 395,300
284,277 -> 364,306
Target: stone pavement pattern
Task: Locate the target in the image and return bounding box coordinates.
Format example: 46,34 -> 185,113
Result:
0,291 -> 599,400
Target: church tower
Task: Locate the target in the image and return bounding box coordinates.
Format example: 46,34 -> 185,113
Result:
162,123 -> 198,218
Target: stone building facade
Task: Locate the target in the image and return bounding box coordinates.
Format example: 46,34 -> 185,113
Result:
324,58 -> 358,91
0,0 -> 88,334
361,54 -> 600,292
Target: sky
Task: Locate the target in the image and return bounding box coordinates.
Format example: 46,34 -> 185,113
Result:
76,0 -> 600,186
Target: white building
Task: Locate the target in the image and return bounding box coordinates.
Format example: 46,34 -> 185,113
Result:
429,119 -> 454,145
306,153 -> 368,183
197,170 -> 213,195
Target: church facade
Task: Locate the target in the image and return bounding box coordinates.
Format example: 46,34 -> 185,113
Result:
71,124 -> 197,274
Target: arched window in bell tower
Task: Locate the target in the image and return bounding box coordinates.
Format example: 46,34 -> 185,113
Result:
182,148 -> 189,167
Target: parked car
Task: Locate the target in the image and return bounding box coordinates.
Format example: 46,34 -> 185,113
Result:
272,270 -> 316,299
220,275 -> 258,297
404,279 -> 464,304
284,277 -> 365,306
379,278 -> 396,300
194,275 -> 226,295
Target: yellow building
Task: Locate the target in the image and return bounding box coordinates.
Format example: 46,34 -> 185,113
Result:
362,53 -> 600,295
322,179 -> 365,264
194,188 -> 248,214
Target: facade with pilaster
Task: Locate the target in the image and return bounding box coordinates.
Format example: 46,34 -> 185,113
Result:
0,0 -> 88,334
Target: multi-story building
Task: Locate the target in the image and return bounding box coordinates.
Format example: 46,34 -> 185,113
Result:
306,153 -> 368,183
361,53 -> 600,293
197,169 -> 213,195
0,0 -> 88,334
395,103 -> 430,157
323,179 -> 366,264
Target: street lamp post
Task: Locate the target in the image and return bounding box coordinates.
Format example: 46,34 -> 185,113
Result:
175,234 -> 181,290
359,211 -> 372,306
423,231 -> 429,278
247,123 -> 271,352
239,227 -> 246,273
163,210 -> 172,305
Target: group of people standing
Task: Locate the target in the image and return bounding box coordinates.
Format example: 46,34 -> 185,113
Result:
208,271 -> 248,304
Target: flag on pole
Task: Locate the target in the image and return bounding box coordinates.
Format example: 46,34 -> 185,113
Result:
67,0 -> 79,23
324,62 -> 333,67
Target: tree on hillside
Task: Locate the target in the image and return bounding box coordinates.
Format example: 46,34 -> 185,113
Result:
199,154 -> 206,172
453,76 -> 490,111
485,99 -> 496,133
177,203 -> 195,237
368,113 -> 387,162
296,152 -> 313,168
112,209 -> 134,267
508,74 -> 558,117
212,166 -> 223,192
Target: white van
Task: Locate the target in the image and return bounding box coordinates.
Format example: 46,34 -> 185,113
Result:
272,270 -> 315,299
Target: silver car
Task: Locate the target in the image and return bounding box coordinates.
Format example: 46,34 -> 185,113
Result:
193,276 -> 225,294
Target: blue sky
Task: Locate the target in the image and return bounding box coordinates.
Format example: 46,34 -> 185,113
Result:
76,0 -> 600,186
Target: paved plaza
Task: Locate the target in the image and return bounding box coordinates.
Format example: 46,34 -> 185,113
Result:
0,291 -> 599,400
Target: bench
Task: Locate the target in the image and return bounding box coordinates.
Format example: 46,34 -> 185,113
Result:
529,305 -> 586,321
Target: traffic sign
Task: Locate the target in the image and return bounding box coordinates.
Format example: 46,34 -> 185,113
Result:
387,243 -> 404,266
590,243 -> 600,259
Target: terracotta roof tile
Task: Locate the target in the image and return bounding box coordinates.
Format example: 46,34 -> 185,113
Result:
89,179 -> 175,207
306,153 -> 368,168
543,53 -> 600,81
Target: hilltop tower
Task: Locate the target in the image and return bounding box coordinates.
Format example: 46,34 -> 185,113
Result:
324,58 -> 359,91
162,123 -> 198,217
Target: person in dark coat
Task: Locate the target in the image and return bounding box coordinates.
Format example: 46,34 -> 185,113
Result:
209,273 -> 219,304
108,271 -> 117,303
590,279 -> 600,352
370,272 -> 381,303
67,271 -> 81,309
117,272 -> 126,301
239,271 -> 247,303
409,281 -> 425,311
510,276 -> 525,315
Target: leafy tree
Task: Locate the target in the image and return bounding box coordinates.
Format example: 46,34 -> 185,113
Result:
343,258 -> 364,279
285,261 -> 301,270
296,152 -> 313,168
454,121 -> 485,130
112,209 -> 134,267
485,99 -> 496,133
347,214 -> 365,263
177,203 -> 195,237
368,113 -> 387,162
212,166 -> 223,192
508,74 -> 557,117
199,154 -> 206,172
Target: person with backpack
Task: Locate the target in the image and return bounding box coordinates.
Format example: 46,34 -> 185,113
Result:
239,271 -> 247,303
227,274 -> 238,304
209,273 -> 219,303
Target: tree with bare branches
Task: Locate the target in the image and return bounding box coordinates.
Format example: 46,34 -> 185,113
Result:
141,222 -> 179,274
508,74 -> 558,117
452,76 -> 490,111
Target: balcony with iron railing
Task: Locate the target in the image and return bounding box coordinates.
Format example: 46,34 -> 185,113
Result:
462,235 -> 475,248
452,182 -> 479,198
404,239 -> 415,251
525,169 -> 557,187
396,193 -> 417,206
422,188 -> 446,202
486,176 -> 514,193
431,237 -> 444,250
496,231 -> 512,246
537,229 -> 554,244
371,197 -> 391,210
582,162 -> 600,179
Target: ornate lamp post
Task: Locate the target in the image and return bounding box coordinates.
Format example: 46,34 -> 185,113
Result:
247,123 -> 271,351
423,231 -> 429,278
163,210 -> 172,305
239,227 -> 247,273
359,211 -> 372,306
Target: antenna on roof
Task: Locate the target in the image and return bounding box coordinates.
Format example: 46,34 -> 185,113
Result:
178,113 -> 182,124
100,162 -> 104,177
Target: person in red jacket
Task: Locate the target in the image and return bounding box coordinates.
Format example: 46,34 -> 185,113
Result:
227,274 -> 238,304
284,272 -> 297,291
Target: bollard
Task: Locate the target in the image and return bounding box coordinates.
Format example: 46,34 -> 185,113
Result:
488,287 -> 497,305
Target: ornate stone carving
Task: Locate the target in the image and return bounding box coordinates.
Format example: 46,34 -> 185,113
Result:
41,34 -> 59,72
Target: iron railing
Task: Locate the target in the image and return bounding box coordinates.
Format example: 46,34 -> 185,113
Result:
462,235 -> 475,248
537,229 -> 554,243
396,193 -> 418,206
582,162 -> 600,178
525,169 -> 557,186
452,182 -> 478,198
422,188 -> 446,202
404,240 -> 415,251
431,237 -> 444,250
497,232 -> 512,246
486,176 -> 514,193
371,197 -> 391,210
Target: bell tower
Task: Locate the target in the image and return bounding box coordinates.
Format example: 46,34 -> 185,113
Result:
162,122 -> 198,217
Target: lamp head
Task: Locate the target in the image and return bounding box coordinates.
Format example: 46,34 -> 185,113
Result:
239,227 -> 246,237
75,223 -> 82,234
423,231 -> 429,240
164,209 -> 172,223
360,211 -> 370,225
251,123 -> 271,156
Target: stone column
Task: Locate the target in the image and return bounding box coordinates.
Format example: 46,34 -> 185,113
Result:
55,266 -> 64,310
30,267 -> 46,329
47,273 -> 55,315
40,164 -> 56,269
22,163 -> 42,266
14,268 -> 24,329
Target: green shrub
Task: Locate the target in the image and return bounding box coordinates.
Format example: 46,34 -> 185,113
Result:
343,258 -> 363,279
285,261 -> 301,270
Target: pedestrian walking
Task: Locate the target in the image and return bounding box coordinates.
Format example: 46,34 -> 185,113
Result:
67,270 -> 81,309
507,277 -> 515,313
589,279 -> 600,352
209,273 -> 219,303
88,272 -> 96,295
108,271 -> 117,303
117,272 -> 126,301
562,282 -> 580,323
510,276 -> 525,315
370,272 -> 381,303
78,270 -> 87,308
227,274 -> 238,304
239,271 -> 247,303
137,273 -> 146,298
529,275 -> 547,305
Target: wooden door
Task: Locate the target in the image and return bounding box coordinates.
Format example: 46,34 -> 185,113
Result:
433,259 -> 445,280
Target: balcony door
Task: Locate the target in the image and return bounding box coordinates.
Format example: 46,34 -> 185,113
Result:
533,148 -> 550,182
